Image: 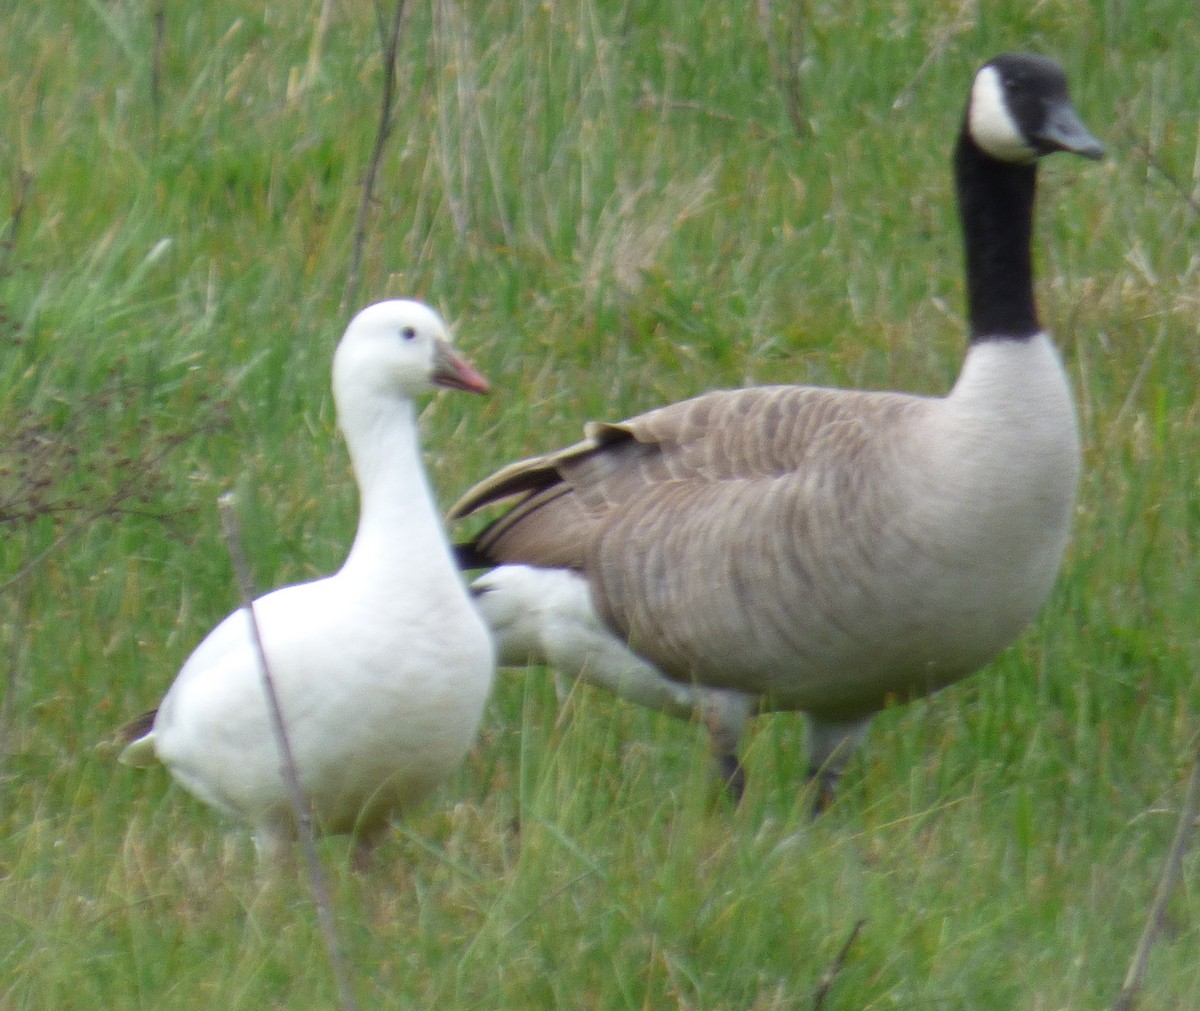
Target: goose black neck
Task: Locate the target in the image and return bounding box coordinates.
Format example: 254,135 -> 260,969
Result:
955,130 -> 1040,341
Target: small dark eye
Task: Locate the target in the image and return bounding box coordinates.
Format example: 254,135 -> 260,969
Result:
400,325 -> 417,340
1006,69 -> 1031,92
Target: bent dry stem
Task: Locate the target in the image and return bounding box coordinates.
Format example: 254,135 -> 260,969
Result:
217,492 -> 357,1011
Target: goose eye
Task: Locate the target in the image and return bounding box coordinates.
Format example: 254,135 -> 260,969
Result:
400,325 -> 417,341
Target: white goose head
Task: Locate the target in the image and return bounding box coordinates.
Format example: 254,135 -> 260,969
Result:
967,53 -> 1105,164
332,300 -> 489,413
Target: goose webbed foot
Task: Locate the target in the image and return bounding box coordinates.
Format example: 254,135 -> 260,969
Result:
717,752 -> 747,805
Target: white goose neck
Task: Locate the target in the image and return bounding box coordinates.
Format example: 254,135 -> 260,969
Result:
337,394 -> 451,581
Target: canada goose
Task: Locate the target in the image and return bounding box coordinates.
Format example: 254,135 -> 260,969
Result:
450,53 -> 1103,809
121,300 -> 495,863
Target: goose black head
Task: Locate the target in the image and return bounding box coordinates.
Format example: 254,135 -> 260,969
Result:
967,53 -> 1104,164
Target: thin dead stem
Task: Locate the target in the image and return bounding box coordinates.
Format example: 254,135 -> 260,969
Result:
2,167 -> 32,276
150,1 -> 165,140
1126,130 -> 1200,218
813,917 -> 866,1010
289,0 -> 337,102
1113,739 -> 1200,1011
891,0 -> 977,112
755,0 -> 809,139
344,0 -> 411,312
217,493 -> 358,1011
0,578 -> 32,791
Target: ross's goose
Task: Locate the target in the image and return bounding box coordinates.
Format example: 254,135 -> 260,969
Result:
450,55 -> 1103,810
121,300 -> 495,862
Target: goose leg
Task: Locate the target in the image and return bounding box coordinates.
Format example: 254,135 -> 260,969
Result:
351,828 -> 388,872
703,689 -> 756,804
716,752 -> 747,803
804,716 -> 871,815
252,823 -> 295,880
807,765 -> 845,815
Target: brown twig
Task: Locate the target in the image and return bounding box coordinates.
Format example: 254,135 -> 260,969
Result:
755,0 -> 809,139
0,518 -> 94,598
1,167 -> 32,276
1125,131 -> 1200,219
343,0 -> 411,312
890,0 -> 976,112
217,493 -> 358,1011
813,917 -> 866,1010
0,577 -> 32,790
290,0 -> 336,102
1113,742 -> 1200,1011
150,1 -> 166,141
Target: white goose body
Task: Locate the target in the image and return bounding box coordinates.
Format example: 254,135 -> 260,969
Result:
453,55 -> 1102,804
122,300 -> 494,859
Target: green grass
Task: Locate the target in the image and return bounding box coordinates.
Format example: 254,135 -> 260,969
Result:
3,0 -> 1199,1006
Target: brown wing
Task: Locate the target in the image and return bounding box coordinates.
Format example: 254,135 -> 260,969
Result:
450,385 -> 927,689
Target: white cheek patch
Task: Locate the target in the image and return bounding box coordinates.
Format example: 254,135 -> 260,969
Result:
968,65 -> 1037,163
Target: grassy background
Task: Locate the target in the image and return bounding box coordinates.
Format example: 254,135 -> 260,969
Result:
2,0 -> 1198,1006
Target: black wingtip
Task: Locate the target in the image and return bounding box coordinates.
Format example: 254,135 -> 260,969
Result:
453,542 -> 495,571
118,708 -> 158,745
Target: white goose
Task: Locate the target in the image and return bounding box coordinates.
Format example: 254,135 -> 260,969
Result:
121,300 -> 495,862
452,54 -> 1103,809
